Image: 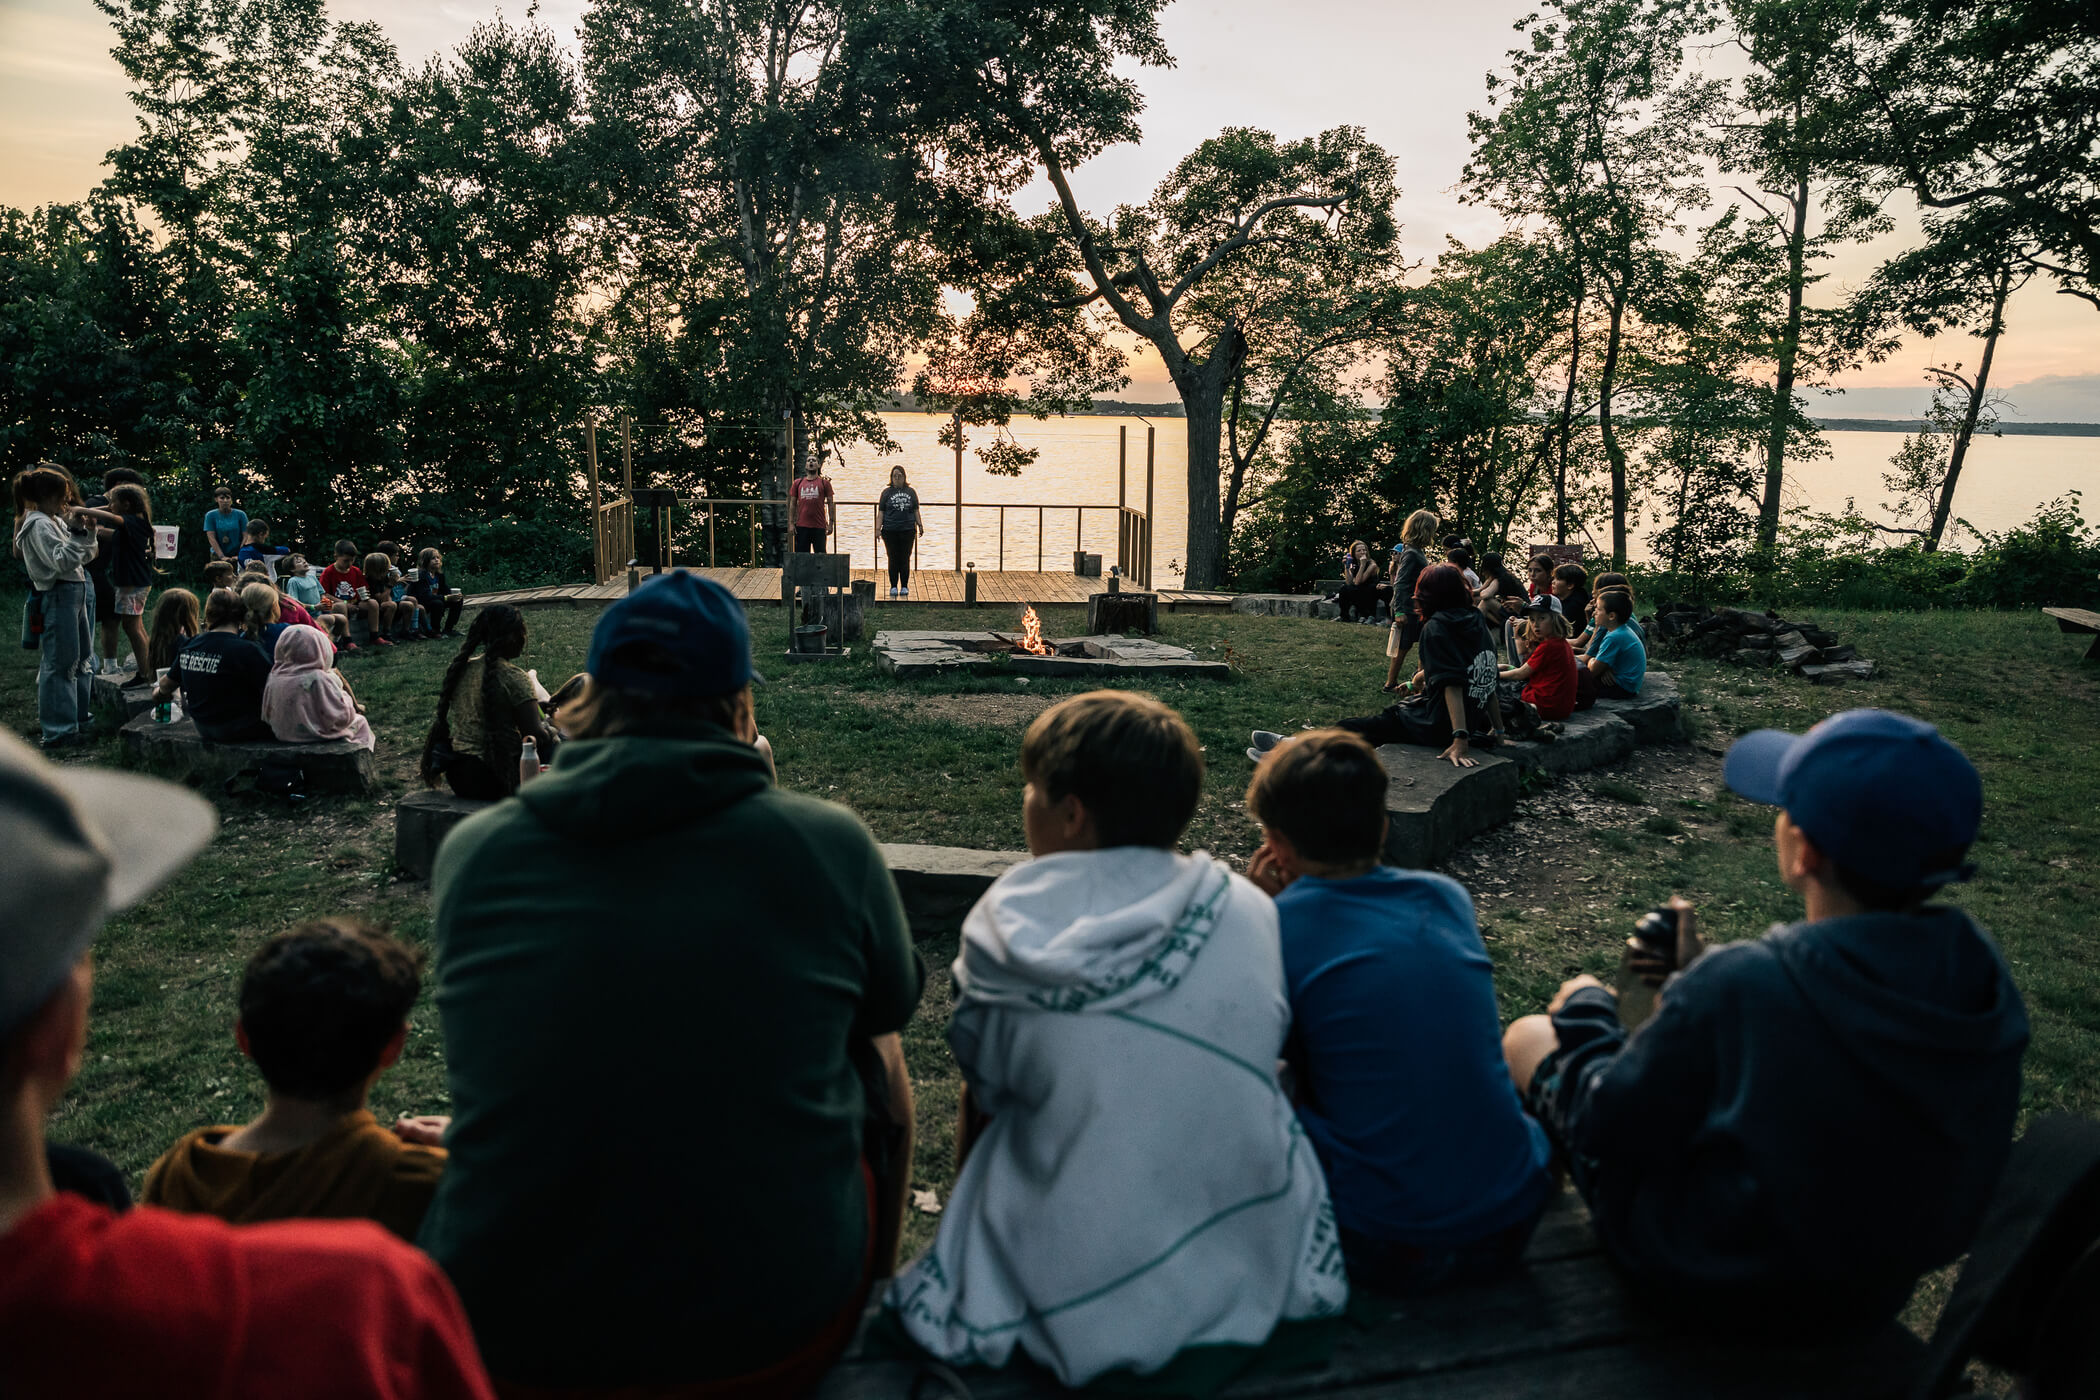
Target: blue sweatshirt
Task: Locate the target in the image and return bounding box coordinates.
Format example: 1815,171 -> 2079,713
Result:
1550,906 -> 2028,1331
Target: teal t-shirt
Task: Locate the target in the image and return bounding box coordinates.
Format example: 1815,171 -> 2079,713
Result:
202,507 -> 247,557
1592,623 -> 1647,694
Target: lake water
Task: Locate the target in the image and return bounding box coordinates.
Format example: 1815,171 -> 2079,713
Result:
795,414 -> 2100,584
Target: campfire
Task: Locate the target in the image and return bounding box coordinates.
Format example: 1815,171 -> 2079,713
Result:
1017,604 -> 1052,657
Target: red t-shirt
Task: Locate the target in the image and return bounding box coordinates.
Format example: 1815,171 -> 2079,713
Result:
279,597 -> 316,628
0,1194 -> 494,1400
791,476 -> 833,529
1521,636 -> 1578,720
320,564 -> 367,602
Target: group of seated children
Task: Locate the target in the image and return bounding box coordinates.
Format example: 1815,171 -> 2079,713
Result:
147,586 -> 374,750
0,563 -> 2031,1395
204,485 -> 465,654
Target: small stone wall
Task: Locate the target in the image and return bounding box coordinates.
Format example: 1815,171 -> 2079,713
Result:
122,713 -> 379,796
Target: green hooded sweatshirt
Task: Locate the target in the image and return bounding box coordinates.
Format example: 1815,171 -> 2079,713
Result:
420,729 -> 922,1388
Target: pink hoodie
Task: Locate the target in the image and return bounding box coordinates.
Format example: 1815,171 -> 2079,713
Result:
262,626 -> 374,749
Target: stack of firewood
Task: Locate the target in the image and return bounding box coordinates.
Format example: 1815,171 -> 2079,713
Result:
1648,604 -> 1878,683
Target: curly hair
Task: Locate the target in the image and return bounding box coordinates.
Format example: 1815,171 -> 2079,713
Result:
238,919 -> 424,1101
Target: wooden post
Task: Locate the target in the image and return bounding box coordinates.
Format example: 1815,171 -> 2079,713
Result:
620,411 -> 635,571
953,411 -> 964,571
1144,425 -> 1156,588
585,419 -> 603,584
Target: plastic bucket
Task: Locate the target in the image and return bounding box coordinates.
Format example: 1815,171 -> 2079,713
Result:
793,624 -> 829,654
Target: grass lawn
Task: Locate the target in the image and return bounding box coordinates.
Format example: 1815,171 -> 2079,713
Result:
5,593 -> 2095,1271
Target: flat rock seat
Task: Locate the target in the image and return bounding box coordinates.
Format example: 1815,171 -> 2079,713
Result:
1377,742 -> 1520,870
121,712 -> 378,796
880,843 -> 1030,940
394,789 -> 493,880
1591,669 -> 1683,744
813,1187 -> 1925,1400
91,670 -> 158,723
1500,708 -> 1636,775
1230,594 -> 1343,620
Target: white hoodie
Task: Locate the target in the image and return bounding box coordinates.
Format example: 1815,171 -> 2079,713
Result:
887,847 -> 1347,1385
13,510 -> 96,589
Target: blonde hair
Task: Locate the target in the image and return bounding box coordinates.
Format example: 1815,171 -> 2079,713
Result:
1401,510 -> 1440,550
240,581 -> 281,643
1525,608 -> 1570,641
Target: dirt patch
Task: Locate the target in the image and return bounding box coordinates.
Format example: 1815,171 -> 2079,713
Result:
1443,742 -> 1732,930
840,691 -> 1056,729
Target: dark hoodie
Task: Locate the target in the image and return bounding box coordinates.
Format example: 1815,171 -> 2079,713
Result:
1548,906 -> 2028,1334
421,731 -> 922,1387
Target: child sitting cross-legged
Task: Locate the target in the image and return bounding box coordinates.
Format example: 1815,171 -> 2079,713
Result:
1500,593 -> 1577,727
143,919 -> 449,1243
1244,730 -> 1553,1293
1576,589 -> 1645,706
887,691 -> 1347,1386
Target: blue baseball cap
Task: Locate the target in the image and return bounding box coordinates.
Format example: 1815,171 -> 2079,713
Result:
586,572 -> 759,696
1723,709 -> 1980,890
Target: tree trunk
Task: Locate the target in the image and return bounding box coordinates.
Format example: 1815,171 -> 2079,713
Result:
1598,288 -> 1630,570
761,399 -> 791,566
1755,168 -> 1811,555
1926,267 -> 2010,552
1553,274 -> 1586,544
1174,334 -> 1243,590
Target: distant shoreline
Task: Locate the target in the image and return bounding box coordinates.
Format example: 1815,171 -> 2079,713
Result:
1811,418 -> 2100,436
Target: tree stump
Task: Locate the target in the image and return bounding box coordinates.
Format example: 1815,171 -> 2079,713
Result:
1088,591 -> 1158,635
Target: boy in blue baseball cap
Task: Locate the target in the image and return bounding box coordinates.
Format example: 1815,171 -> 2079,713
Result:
422,571 -> 922,1392
1502,709 -> 2029,1336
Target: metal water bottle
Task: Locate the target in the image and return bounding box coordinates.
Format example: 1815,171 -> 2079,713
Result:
519,737 -> 542,786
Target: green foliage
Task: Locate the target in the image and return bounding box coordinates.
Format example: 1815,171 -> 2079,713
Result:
1637,494 -> 2100,612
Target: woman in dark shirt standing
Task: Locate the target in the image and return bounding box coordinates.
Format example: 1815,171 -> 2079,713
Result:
878,467 -> 923,598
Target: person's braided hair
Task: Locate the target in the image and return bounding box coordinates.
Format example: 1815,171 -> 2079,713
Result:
420,605 -> 528,790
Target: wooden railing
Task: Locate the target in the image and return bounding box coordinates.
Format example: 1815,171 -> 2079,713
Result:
685,497 -> 1151,583
584,414 -> 636,587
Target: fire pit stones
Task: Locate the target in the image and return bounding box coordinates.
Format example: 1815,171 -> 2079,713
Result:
872,631 -> 1231,681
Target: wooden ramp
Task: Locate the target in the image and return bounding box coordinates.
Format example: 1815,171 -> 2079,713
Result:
469,568 -> 1237,612
815,1189 -> 1924,1400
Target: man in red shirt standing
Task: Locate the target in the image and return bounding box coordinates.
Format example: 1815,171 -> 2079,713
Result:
0,731 -> 494,1400
791,454 -> 835,554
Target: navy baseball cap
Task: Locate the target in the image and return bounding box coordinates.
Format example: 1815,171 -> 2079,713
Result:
586,571 -> 760,696
1723,709 -> 1980,890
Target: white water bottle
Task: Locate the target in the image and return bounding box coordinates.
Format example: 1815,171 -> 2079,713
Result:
519,737 -> 542,786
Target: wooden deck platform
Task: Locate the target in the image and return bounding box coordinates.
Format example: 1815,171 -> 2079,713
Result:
468,568 -> 1237,612
815,1189 -> 1925,1399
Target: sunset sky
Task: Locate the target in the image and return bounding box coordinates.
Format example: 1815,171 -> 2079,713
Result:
4,0 -> 2096,417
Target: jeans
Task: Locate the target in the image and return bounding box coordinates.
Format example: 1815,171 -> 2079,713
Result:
1339,1206 -> 1543,1296
795,526 -> 827,553
37,580 -> 93,743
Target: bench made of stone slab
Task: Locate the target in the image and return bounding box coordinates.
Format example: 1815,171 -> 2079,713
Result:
1378,743 -> 1520,870
122,712 -> 379,796
1591,670 -> 1683,744
1231,594 -> 1342,620
881,843 -> 1030,941
1499,709 -> 1637,775
91,671 -> 159,723
394,789 -> 494,880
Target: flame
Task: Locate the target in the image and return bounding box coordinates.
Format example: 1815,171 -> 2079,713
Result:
1018,604 -> 1052,656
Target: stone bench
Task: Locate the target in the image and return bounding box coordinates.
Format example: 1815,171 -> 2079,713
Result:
1378,743 -> 1520,870
1592,669 -> 1683,744
881,843 -> 1029,941
1230,594 -> 1343,620
1500,709 -> 1636,776
91,671 -> 158,724
394,789 -> 494,880
121,713 -> 379,796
